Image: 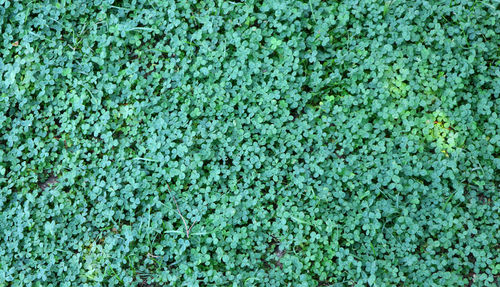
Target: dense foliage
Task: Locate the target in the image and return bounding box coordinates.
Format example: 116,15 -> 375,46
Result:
1,0 -> 499,286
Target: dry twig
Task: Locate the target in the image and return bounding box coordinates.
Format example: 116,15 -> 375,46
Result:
166,183 -> 197,238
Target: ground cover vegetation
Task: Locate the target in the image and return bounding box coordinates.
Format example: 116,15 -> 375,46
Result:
0,0 -> 499,286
